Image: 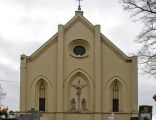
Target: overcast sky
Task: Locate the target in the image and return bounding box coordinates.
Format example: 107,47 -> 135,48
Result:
0,0 -> 156,119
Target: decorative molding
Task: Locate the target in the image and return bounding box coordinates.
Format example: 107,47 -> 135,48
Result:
64,14 -> 95,33
64,68 -> 93,87
31,75 -> 53,88
105,76 -> 127,89
68,39 -> 90,58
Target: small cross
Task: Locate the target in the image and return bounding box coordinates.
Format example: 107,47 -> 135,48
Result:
77,0 -> 83,11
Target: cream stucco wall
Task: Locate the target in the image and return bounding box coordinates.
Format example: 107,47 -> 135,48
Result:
20,11 -> 138,120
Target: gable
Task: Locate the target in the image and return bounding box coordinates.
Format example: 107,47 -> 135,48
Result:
25,11 -> 132,63
64,11 -> 95,32
64,21 -> 94,44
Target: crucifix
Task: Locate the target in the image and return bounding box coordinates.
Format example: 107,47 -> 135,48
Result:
72,80 -> 86,111
77,0 -> 83,11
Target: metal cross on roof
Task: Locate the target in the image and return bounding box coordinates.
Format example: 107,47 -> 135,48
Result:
77,0 -> 83,11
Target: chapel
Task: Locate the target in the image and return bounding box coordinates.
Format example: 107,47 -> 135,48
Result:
20,10 -> 138,120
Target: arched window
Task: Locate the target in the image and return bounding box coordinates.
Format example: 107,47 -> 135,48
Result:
39,81 -> 46,111
112,80 -> 119,112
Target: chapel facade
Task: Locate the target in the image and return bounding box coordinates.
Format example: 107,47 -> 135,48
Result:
20,11 -> 138,120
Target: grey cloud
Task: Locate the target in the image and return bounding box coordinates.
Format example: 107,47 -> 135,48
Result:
83,0 -> 122,14
1,0 -> 123,13
0,35 -> 14,50
0,63 -> 19,81
2,0 -> 75,10
138,78 -> 156,119
0,61 -> 19,109
2,82 -> 19,110
0,33 -> 42,54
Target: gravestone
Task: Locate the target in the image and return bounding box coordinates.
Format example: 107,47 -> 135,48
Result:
130,117 -> 138,120
139,105 -> 152,120
19,108 -> 41,120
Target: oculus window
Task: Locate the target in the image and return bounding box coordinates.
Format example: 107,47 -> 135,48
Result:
73,46 -> 86,56
69,39 -> 89,58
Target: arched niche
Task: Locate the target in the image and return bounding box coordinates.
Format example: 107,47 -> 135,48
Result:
64,69 -> 93,112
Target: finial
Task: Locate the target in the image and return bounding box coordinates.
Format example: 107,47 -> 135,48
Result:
77,0 -> 83,11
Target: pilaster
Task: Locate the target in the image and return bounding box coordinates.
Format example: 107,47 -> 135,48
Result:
20,54 -> 27,112
132,56 -> 138,113
94,25 -> 102,120
56,25 -> 64,120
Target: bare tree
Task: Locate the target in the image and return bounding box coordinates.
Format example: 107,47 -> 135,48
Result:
0,84 -> 6,106
120,0 -> 156,76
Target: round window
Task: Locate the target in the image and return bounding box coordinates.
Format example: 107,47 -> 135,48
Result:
73,46 -> 86,56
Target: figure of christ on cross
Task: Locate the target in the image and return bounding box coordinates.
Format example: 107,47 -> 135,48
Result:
72,80 -> 87,111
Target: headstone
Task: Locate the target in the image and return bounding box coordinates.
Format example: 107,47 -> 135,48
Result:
130,117 -> 138,120
19,114 -> 32,120
108,113 -> 115,120
139,105 -> 152,120
19,108 -> 41,120
30,108 -> 40,120
0,119 -> 19,120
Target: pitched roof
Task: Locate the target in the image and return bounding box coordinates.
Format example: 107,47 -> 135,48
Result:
26,11 -> 132,62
